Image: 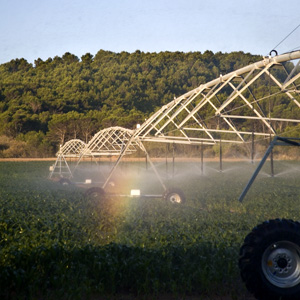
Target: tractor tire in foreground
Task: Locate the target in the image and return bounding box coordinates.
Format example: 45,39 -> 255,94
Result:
239,219 -> 300,300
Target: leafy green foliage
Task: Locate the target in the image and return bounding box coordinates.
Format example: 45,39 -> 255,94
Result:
0,160 -> 300,299
0,50 -> 262,156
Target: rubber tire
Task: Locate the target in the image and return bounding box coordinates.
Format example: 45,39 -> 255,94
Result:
58,178 -> 72,186
162,188 -> 186,204
85,187 -> 105,198
239,219 -> 300,300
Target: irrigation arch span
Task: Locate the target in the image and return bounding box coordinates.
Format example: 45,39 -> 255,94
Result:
52,50 -> 300,181
57,50 -> 300,155
50,127 -> 139,178
133,50 -> 300,146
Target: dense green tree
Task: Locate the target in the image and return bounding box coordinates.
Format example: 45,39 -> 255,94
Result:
1,49 -> 286,157
62,52 -> 79,64
81,53 -> 93,65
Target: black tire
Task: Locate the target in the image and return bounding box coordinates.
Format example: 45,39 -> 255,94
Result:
239,219 -> 300,300
58,178 -> 72,186
162,188 -> 186,204
85,187 -> 105,198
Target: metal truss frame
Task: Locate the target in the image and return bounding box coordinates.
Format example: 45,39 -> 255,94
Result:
55,51 -> 300,156
50,127 -> 139,178
49,139 -> 86,178
74,126 -> 138,166
80,126 -> 137,157
134,50 -> 300,145
52,50 -> 300,193
57,139 -> 87,157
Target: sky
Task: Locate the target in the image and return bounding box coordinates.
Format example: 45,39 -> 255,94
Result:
1,0 -> 300,65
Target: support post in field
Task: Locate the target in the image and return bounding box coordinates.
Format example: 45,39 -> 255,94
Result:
269,135 -> 274,177
165,143 -> 168,178
270,147 -> 274,177
201,142 -> 204,175
172,143 -> 175,179
251,132 -> 255,164
145,153 -> 148,170
219,138 -> 223,172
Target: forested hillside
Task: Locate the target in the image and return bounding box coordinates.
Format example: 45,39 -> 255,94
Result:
0,50 -> 261,157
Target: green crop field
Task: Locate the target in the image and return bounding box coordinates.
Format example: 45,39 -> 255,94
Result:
1,160 -> 300,299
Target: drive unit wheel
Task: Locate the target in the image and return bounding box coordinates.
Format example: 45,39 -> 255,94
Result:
239,219 -> 300,300
58,178 -> 72,186
162,188 -> 186,204
85,187 -> 105,198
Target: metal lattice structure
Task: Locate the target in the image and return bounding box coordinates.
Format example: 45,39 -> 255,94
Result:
49,139 -> 86,178
74,126 -> 138,165
57,139 -> 87,157
52,50 -> 300,186
97,50 -> 300,190
50,127 -> 138,178
80,126 -> 137,157
134,51 -> 300,145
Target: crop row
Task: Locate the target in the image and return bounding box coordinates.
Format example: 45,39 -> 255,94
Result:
0,160 -> 299,299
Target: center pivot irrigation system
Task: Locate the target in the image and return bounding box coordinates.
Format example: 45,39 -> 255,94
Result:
50,50 -> 300,299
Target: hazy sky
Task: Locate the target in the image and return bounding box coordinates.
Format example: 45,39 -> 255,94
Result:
1,0 -> 300,64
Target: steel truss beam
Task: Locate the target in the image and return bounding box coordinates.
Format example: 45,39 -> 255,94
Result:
56,50 -> 300,157
49,139 -> 87,178
57,139 -> 87,157
73,126 -> 138,165
135,50 -> 300,145
53,51 -> 300,191
82,126 -> 137,156
50,127 -> 139,178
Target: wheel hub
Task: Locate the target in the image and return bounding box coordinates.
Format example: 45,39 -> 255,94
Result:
169,193 -> 181,203
276,256 -> 289,270
262,241 -> 300,288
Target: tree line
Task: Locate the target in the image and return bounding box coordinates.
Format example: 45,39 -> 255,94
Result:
0,49 -> 273,157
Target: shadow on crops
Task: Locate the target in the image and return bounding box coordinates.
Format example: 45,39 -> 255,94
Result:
0,242 -> 246,300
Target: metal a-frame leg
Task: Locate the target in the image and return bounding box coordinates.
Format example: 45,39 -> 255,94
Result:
101,136 -> 134,189
239,136 -> 300,202
49,153 -> 73,179
102,136 -> 167,192
137,139 -> 167,191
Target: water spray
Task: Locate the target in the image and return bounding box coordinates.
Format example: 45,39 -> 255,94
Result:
239,136 -> 300,202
